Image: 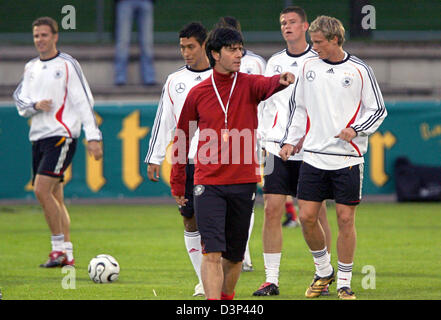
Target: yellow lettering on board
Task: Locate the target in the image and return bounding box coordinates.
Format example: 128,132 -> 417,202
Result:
118,110 -> 149,190
369,131 -> 396,187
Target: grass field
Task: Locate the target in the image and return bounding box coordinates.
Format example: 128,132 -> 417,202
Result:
0,201 -> 440,300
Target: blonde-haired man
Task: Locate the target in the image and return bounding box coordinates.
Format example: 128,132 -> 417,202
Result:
280,16 -> 387,299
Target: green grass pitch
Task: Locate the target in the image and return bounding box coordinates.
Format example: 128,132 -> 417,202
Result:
0,202 -> 440,300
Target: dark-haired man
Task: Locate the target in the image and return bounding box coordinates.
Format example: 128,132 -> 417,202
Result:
170,27 -> 294,300
145,22 -> 211,297
216,15 -> 267,272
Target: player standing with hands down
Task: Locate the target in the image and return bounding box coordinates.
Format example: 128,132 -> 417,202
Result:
253,6 -> 331,297
170,27 -> 294,300
280,16 -> 387,299
145,22 -> 212,297
13,17 -> 103,268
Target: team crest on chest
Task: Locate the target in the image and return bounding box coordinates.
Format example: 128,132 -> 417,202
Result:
175,82 -> 186,93
341,76 -> 353,88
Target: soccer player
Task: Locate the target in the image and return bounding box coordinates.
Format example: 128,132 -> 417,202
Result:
280,15 -> 387,299
170,27 -> 294,300
13,17 -> 103,268
253,6 -> 331,296
144,22 -> 211,297
215,16 -> 267,272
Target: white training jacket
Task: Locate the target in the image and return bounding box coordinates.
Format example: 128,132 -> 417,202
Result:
13,52 -> 102,142
258,44 -> 317,161
240,49 -> 267,75
281,52 -> 387,170
145,65 -> 212,165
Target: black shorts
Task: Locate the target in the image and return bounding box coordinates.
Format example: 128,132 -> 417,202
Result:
262,153 -> 301,196
194,183 -> 256,262
298,162 -> 363,205
32,136 -> 77,184
179,164 -> 195,218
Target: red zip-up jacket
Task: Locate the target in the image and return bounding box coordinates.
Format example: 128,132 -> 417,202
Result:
170,68 -> 286,196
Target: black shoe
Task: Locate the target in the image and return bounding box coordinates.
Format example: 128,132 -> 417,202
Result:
253,282 -> 280,296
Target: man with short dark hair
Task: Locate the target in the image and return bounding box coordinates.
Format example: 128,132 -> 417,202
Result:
215,15 -> 267,273
170,27 -> 294,300
145,21 -> 211,297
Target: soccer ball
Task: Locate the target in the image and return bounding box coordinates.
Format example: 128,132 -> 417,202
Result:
88,254 -> 120,283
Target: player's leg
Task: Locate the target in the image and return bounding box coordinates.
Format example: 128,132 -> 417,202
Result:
332,164 -> 363,300
34,174 -> 66,267
335,203 -> 357,299
318,201 -> 331,251
181,164 -> 204,296
298,200 -> 328,252
183,215 -> 204,296
53,181 -> 75,266
34,174 -> 63,236
253,154 -> 290,296
335,203 -> 356,262
299,199 -> 334,298
242,207 -> 254,272
297,162 -> 334,298
33,136 -> 77,268
252,193 -> 284,296
317,200 -> 332,295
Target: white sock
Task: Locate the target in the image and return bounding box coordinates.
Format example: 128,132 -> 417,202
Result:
263,253 -> 281,285
337,261 -> 353,290
243,209 -> 255,265
51,234 -> 65,252
184,231 -> 203,283
310,247 -> 333,277
64,242 -> 74,261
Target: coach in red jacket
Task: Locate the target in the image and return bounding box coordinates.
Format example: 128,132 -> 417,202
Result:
170,27 -> 294,300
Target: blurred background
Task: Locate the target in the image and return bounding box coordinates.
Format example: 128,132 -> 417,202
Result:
0,0 -> 440,203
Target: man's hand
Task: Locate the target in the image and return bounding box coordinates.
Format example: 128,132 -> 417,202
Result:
87,140 -> 103,160
335,127 -> 357,142
279,144 -> 294,161
294,135 -> 305,154
173,195 -> 188,207
279,72 -> 295,86
35,99 -> 52,112
147,163 -> 160,182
